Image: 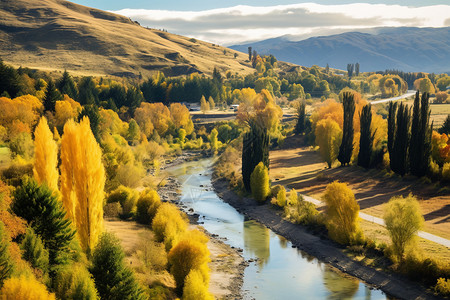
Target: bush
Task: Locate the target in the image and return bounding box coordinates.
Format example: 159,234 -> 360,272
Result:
135,189 -> 161,224
429,159 -> 441,180
182,269 -> 214,300
54,264 -> 98,300
115,164 -> 144,188
250,162 -> 270,203
136,237 -> 167,272
276,187 -> 286,207
0,275 -> 55,299
20,228 -> 49,275
8,132 -> 33,159
90,233 -> 145,300
285,197 -> 319,225
152,203 -> 188,251
323,181 -> 362,245
106,185 -> 139,219
287,189 -> 298,206
168,230 -> 210,295
436,278 -> 450,296
443,162 -> 450,182
383,194 -> 424,262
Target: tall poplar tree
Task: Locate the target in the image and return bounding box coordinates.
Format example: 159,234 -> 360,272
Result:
60,117 -> 105,255
33,117 -> 59,192
391,102 -> 411,176
358,104 -> 374,168
388,101 -> 398,157
338,92 -> 355,166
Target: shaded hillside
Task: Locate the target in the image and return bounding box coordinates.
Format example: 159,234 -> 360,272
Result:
231,27 -> 450,73
0,0 -> 253,77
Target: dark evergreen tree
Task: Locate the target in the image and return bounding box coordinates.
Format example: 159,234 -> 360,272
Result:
20,228 -> 49,274
126,86 -> 143,114
438,114 -> 450,135
294,101 -> 306,135
90,233 -> 145,300
391,102 -> 411,176
57,70 -> 78,99
325,63 -> 330,74
43,79 -> 62,112
355,63 -> 360,76
242,120 -> 269,192
79,105 -> 101,143
77,77 -> 99,105
358,104 -> 374,168
409,92 -> 432,177
347,63 -> 354,78
387,101 -> 398,158
248,47 -> 252,61
338,92 -> 355,166
12,179 -> 76,266
0,221 -> 13,286
0,60 -> 22,98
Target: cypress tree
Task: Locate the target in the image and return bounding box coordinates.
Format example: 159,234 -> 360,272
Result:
57,70 -> 78,99
355,63 -> 360,76
12,178 -> 76,266
294,101 -> 306,135
242,120 -> 269,192
338,92 -> 355,166
388,101 -> 398,157
248,47 -> 252,61
391,102 -> 411,176
358,104 -> 374,168
409,92 -> 432,177
43,78 -> 62,112
438,114 -> 450,135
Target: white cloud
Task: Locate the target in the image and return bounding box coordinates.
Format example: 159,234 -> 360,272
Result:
112,3 -> 450,45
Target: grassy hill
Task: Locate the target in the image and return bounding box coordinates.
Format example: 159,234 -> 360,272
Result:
231,27 -> 450,73
0,0 -> 254,77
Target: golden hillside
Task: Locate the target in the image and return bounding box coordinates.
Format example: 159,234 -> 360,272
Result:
0,0 -> 254,77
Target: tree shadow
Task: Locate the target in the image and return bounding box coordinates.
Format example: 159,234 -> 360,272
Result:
424,204 -> 450,222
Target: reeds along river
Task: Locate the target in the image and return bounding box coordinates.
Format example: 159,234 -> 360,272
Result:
166,158 -> 389,300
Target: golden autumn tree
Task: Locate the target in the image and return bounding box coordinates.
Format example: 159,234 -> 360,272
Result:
33,117 -> 59,192
60,117 -> 105,254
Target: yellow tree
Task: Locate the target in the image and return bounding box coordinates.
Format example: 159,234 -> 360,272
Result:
33,117 -> 59,192
60,117 -> 105,254
315,118 -> 342,168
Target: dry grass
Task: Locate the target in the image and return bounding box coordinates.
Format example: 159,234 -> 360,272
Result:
0,0 -> 255,77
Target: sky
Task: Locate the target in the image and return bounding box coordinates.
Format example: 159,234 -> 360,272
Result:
71,1 -> 450,45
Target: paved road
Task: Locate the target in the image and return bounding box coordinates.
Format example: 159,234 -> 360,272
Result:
371,90 -> 417,105
302,195 -> 450,248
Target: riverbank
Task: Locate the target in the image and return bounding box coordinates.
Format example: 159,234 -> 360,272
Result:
158,157 -> 246,299
212,177 -> 442,300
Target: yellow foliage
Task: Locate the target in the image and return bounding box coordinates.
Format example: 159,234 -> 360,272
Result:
99,109 -> 127,136
60,118 -> 105,254
436,278 -> 450,296
315,118 -> 342,168
323,181 -> 361,245
0,96 -> 42,138
33,117 -> 59,192
276,186 -> 286,207
135,102 -> 171,136
250,162 -> 270,203
54,96 -> 81,129
0,275 -> 55,300
152,203 -> 188,250
182,269 -> 214,300
170,103 -> 193,135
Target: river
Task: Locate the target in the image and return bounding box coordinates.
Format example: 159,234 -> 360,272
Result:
165,158 -> 389,300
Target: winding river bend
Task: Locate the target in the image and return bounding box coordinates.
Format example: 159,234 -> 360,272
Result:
166,158 -> 388,300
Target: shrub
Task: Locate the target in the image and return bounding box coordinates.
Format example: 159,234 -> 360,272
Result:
115,164 -> 144,188
323,181 -> 362,245
436,278 -> 450,296
8,132 -> 33,159
429,159 -> 441,180
135,189 -> 161,224
136,238 -> 167,272
152,203 -> 188,251
285,197 -> 318,225
54,264 -> 98,300
443,162 -> 450,182
168,230 -> 210,295
0,275 -> 55,299
182,269 -> 214,300
384,194 -> 424,262
276,187 -> 286,207
250,162 -> 270,203
90,233 -> 145,300
20,228 -> 49,275
106,185 -> 139,219
287,189 -> 298,206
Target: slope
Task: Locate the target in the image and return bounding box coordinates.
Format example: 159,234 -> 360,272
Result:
231,27 -> 450,73
0,0 -> 253,77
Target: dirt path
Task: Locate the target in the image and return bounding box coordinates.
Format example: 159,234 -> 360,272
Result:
212,178 -> 442,300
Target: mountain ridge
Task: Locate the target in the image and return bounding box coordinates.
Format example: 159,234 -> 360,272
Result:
231,27 -> 450,73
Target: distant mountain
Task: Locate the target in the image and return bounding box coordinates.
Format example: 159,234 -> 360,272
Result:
231,27 -> 450,73
0,0 -> 253,77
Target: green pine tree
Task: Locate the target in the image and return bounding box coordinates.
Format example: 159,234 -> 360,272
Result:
294,101 -> 306,135
43,78 -> 62,112
20,228 -> 49,274
438,114 -> 450,135
58,70 -> 78,99
79,105 -> 101,142
338,92 -> 355,166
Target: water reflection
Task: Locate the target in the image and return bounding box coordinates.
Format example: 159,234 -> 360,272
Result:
322,265 -> 359,299
243,219 -> 270,269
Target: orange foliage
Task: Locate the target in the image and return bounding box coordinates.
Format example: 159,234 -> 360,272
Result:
54,96 -> 81,128
170,103 -> 193,134
0,181 -> 26,239
432,131 -> 450,165
0,96 -> 42,137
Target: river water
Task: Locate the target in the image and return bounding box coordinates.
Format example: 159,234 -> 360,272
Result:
165,158 -> 388,300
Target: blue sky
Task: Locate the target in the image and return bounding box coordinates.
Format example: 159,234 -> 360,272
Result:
71,0 -> 450,11
70,1 -> 450,45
